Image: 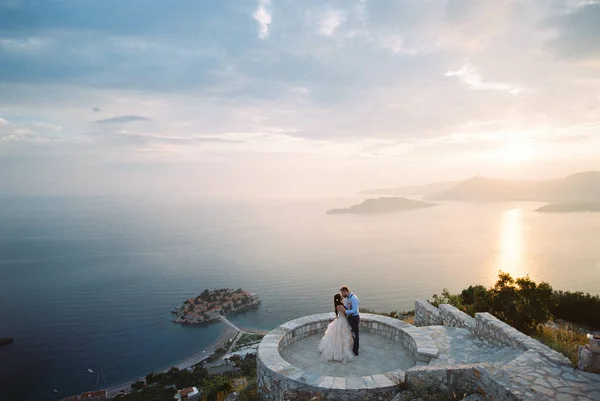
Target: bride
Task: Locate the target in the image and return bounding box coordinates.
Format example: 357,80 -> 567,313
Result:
318,294 -> 356,363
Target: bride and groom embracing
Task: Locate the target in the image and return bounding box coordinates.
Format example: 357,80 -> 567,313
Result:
318,286 -> 360,363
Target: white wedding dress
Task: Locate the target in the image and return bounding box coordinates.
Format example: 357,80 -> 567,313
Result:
318,313 -> 356,363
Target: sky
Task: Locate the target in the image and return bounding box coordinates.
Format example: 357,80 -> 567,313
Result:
1,0 -> 599,198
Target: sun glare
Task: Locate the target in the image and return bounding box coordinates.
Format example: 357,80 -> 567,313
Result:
497,142 -> 536,164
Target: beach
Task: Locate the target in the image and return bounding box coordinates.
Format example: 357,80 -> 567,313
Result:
95,318 -> 268,398
103,325 -> 238,398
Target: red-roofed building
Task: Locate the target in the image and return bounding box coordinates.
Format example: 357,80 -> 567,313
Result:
174,386 -> 200,400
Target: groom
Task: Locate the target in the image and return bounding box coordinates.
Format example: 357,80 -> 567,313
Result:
340,286 -> 359,356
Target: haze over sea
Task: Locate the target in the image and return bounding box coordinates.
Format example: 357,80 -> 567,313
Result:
1,196 -> 600,401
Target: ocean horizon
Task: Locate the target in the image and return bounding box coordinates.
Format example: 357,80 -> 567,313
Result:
1,196 -> 599,401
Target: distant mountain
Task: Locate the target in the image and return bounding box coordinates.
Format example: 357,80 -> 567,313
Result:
327,197 -> 436,215
427,171 -> 600,202
534,203 -> 600,213
358,181 -> 460,196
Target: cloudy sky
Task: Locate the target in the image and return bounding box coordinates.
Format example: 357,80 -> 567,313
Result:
1,0 -> 599,198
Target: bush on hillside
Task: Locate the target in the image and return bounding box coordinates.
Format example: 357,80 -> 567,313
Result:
552,290 -> 600,329
431,272 -> 600,334
489,272 -> 554,334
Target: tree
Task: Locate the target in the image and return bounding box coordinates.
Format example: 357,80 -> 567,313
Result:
238,355 -> 257,376
131,380 -> 145,390
488,272 -> 553,334
203,375 -> 233,399
460,285 -> 491,315
431,272 -> 557,334
430,288 -> 464,310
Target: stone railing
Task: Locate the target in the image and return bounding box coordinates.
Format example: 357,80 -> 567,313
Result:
257,313 -> 439,400
474,312 -> 572,366
415,301 -> 572,367
439,304 -> 475,329
361,314 -> 439,364
414,299 -> 442,327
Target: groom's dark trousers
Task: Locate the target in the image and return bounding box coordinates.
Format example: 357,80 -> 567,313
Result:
347,314 -> 360,355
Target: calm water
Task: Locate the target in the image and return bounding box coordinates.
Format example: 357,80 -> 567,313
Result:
1,197 -> 599,401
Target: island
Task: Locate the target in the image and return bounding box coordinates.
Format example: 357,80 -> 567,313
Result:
326,197 -> 436,214
172,288 -> 261,325
358,181 -> 460,196
534,203 -> 600,213
0,337 -> 14,347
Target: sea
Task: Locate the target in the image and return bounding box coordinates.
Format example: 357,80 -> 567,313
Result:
1,196 -> 599,401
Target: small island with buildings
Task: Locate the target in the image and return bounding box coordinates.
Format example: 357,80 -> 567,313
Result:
172,288 -> 261,325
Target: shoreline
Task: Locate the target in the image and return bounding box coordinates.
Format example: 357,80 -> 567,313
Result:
99,324 -> 238,398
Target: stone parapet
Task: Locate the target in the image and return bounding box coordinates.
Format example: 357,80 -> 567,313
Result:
257,313 -> 439,400
473,312 -> 572,366
438,304 -> 475,329
414,300 -> 442,327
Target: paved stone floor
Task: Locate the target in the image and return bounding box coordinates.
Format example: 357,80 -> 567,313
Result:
419,326 -> 600,401
280,332 -> 416,377
488,349 -> 600,401
420,326 -> 523,366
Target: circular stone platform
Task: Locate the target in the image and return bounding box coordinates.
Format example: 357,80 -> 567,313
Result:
257,313 -> 439,400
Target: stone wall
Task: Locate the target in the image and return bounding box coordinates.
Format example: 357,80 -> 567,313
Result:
578,345 -> 600,373
360,315 -> 439,364
438,304 -> 475,329
258,304 -> 598,400
414,299 -> 441,327
415,300 -> 475,329
414,301 -> 572,367
402,364 -> 519,401
257,313 -> 439,401
473,312 -> 572,366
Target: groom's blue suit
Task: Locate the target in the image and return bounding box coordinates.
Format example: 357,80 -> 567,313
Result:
345,293 -> 360,356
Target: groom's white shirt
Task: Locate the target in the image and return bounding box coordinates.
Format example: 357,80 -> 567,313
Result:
345,293 -> 359,316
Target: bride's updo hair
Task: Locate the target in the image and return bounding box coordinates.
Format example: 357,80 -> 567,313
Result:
334,293 -> 344,316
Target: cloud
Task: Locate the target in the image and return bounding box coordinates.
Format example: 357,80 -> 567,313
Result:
253,0 -> 272,40
94,115 -> 151,125
1,0 -> 600,197
545,2 -> 600,60
318,10 -> 346,36
0,122 -> 62,143
0,37 -> 55,51
445,63 -> 524,94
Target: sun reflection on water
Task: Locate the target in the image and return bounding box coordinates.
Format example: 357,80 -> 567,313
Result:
495,208 -> 527,278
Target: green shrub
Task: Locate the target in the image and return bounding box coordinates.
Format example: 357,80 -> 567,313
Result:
552,290 -> 600,329
130,380 -> 145,390
488,273 -> 553,334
